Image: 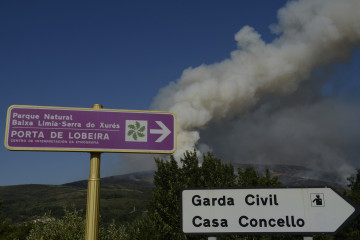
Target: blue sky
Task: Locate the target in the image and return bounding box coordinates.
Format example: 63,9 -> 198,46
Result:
1,0 -> 359,186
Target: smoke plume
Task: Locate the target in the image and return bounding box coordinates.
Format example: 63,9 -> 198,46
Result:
151,0 -> 360,178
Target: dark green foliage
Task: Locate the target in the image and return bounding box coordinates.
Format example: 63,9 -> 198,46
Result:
335,169 -> 360,239
0,184 -> 87,224
125,213 -> 161,240
200,152 -> 237,187
26,208 -> 128,240
27,208 -> 85,240
346,169 -> 360,205
0,182 -> 151,225
237,168 -> 280,187
0,221 -> 33,240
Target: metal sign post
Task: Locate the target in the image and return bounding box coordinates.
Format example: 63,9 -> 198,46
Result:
85,104 -> 102,240
85,152 -> 101,240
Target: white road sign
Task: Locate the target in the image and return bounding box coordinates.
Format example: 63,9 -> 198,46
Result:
182,188 -> 358,235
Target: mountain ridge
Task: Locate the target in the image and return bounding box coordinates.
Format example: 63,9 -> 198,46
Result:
62,163 -> 346,189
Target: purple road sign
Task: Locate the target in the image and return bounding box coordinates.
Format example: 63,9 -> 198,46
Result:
4,105 -> 176,153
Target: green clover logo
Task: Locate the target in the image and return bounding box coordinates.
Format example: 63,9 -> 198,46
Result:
127,121 -> 146,141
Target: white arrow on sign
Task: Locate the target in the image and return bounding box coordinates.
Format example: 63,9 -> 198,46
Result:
150,121 -> 171,143
182,187 -> 359,235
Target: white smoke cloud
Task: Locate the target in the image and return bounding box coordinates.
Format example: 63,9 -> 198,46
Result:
151,0 -> 360,163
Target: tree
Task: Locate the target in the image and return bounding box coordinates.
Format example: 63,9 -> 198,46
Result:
26,208 -> 128,240
142,150 -> 281,240
346,169 -> 360,205
335,169 -> 360,239
27,209 -> 85,240
0,221 -> 33,240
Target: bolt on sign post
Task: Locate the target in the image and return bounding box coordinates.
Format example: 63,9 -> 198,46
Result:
182,188 -> 359,237
4,104 -> 177,240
